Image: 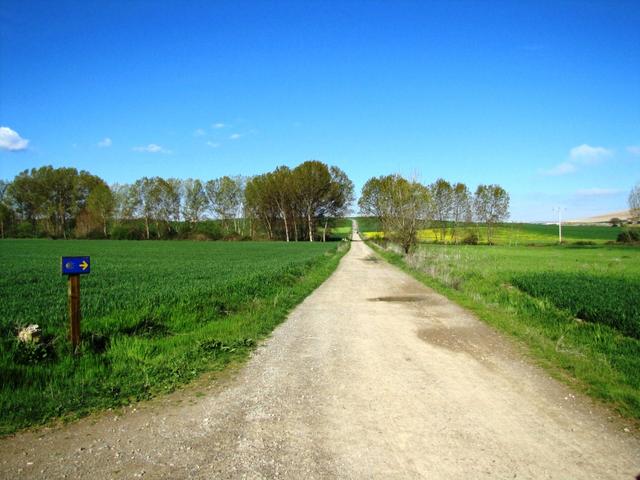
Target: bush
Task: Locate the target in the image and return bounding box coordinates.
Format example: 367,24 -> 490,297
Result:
15,221 -> 35,238
85,229 -> 107,240
222,232 -> 243,241
462,232 -> 479,245
110,224 -> 145,240
617,229 -> 640,243
192,221 -> 223,240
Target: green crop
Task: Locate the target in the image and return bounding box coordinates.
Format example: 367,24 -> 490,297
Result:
511,273 -> 640,339
0,239 -> 347,434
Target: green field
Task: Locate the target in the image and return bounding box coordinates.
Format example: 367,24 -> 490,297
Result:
0,239 -> 347,435
355,216 -> 629,244
370,241 -> 640,419
327,218 -> 353,239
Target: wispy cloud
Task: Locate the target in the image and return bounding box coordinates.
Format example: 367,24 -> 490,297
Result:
193,128 -> 206,137
132,144 -> 172,154
97,137 -> 112,148
0,126 -> 29,151
627,145 -> 640,156
540,162 -> 577,176
569,144 -> 613,164
229,133 -> 241,140
206,141 -> 220,148
575,188 -> 623,197
542,144 -> 613,176
212,123 -> 225,129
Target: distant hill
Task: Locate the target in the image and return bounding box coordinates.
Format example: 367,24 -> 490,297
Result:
567,210 -> 633,224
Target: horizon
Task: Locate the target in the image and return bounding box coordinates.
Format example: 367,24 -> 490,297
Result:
1,0 -> 639,223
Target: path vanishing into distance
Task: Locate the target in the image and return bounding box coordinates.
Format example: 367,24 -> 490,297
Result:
1,227 -> 639,479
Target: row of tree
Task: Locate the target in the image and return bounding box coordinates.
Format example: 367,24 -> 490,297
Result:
245,161 -> 353,242
358,175 -> 510,251
0,161 -> 354,242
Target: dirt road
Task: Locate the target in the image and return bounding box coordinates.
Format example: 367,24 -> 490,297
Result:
1,232 -> 638,479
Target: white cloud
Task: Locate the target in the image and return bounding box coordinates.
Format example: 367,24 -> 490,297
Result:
97,137 -> 112,148
212,123 -> 225,129
542,143 -> 614,176
541,162 -> 577,176
575,188 -> 623,197
206,141 -> 220,148
229,133 -> 241,140
193,128 -> 206,137
0,126 -> 29,151
627,145 -> 640,156
569,144 -> 613,164
132,144 -> 171,154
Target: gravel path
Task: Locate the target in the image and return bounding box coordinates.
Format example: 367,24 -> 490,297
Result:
1,231 -> 639,479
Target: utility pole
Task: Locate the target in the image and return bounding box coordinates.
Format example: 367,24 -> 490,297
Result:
553,207 -> 566,244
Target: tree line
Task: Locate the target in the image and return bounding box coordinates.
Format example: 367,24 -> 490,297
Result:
0,161 -> 354,242
359,174 -> 510,251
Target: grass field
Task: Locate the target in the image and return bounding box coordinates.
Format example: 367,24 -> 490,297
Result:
354,216 -> 629,245
0,239 -> 348,435
369,241 -> 640,419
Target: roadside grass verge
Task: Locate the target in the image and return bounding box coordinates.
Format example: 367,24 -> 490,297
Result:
368,241 -> 640,420
0,240 -> 349,435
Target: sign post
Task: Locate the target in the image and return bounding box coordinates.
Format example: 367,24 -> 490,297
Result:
61,256 -> 90,354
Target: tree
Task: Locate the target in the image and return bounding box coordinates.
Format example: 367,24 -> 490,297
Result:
205,176 -> 243,233
292,161 -> 334,242
6,166 -> 106,238
359,174 -> 431,253
429,178 -> 453,242
245,174 -> 278,239
244,161 -> 353,242
183,179 -> 207,225
450,183 -> 471,243
474,184 -> 510,244
87,183 -> 115,236
158,178 -> 182,235
320,166 -> 354,241
111,183 -> 137,222
6,171 -> 42,232
131,177 -> 156,239
270,167 -> 294,242
629,182 -> 640,223
0,180 -> 13,238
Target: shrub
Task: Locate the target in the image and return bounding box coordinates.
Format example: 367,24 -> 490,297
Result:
222,232 -> 243,241
462,232 -> 479,245
617,229 -> 640,243
110,224 -> 145,240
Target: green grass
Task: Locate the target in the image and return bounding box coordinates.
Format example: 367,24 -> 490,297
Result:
511,273 -> 640,339
355,216 -> 629,244
0,239 -> 349,435
352,216 -> 381,234
369,240 -> 640,419
325,218 -> 353,240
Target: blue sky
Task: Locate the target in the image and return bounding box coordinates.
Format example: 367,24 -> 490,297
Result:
1,0 -> 639,221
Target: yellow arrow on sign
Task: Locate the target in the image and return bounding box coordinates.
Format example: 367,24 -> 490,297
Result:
79,261 -> 89,271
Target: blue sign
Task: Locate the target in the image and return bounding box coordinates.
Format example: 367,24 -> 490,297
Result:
61,256 -> 91,275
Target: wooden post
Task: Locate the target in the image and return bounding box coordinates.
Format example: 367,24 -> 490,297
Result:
68,274 -> 81,353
